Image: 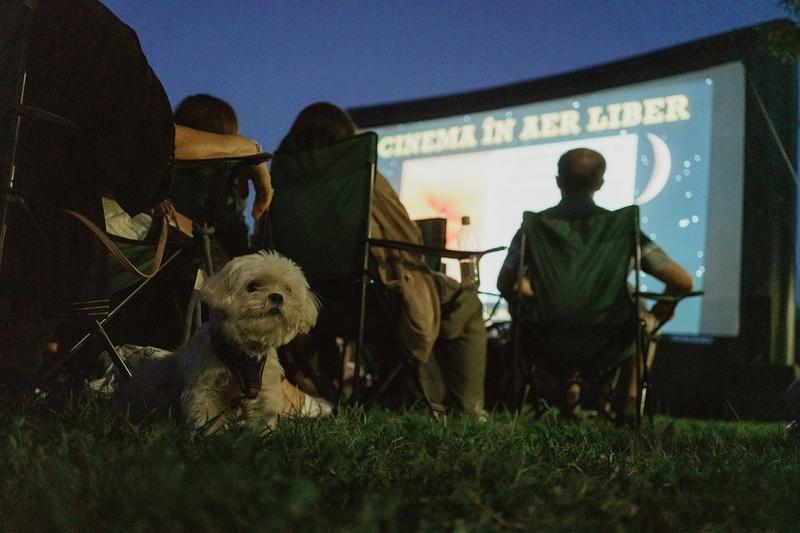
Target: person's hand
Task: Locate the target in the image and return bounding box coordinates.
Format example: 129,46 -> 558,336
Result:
650,300 -> 676,325
515,276 -> 534,298
147,198 -> 177,219
172,210 -> 194,237
242,163 -> 274,220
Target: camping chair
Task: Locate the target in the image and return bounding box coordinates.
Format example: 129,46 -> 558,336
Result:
172,152 -> 272,270
43,152 -> 274,393
0,0 -> 197,402
415,217 -> 447,273
512,206 -> 700,426
263,132 -> 503,405
171,153 -> 272,343
56,225 -> 194,375
1,190 -> 199,406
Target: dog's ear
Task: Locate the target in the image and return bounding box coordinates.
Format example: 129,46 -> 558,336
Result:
200,269 -> 235,312
296,289 -> 320,335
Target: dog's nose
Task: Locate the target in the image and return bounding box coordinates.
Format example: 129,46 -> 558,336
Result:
268,292 -> 283,305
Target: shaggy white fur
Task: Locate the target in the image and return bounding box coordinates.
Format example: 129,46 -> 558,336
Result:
117,251 -> 319,433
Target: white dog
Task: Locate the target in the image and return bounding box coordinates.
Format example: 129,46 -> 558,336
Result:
115,251 -> 320,433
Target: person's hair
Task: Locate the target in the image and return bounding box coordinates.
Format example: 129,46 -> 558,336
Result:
556,148 -> 606,193
277,102 -> 357,152
174,93 -> 238,135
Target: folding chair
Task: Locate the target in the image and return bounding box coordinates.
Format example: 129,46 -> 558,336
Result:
512,206 -> 700,426
264,132 -> 503,405
0,0 -> 190,401
58,222 -> 194,373
415,217 -> 447,273
172,153 -> 271,269
48,153 -> 274,393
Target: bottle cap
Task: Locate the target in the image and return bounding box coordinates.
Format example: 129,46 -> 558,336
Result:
461,215 -> 470,225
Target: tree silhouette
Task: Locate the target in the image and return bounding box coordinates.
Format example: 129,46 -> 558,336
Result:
764,0 -> 800,60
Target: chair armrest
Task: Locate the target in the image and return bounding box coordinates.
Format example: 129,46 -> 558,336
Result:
173,152 -> 273,169
367,238 -> 505,260
19,105 -> 83,131
635,291 -> 704,303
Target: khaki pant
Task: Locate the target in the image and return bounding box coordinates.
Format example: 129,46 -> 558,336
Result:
418,273 -> 487,417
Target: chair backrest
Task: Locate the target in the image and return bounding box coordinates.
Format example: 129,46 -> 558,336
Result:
415,217 -> 447,272
268,132 -> 378,284
171,154 -> 270,259
171,164 -> 240,227
518,205 -> 642,375
521,205 -> 639,326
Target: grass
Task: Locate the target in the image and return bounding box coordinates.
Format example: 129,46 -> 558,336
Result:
0,393 -> 798,531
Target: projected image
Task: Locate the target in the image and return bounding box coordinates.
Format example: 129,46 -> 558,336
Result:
398,135 -> 639,286
372,63 -> 746,336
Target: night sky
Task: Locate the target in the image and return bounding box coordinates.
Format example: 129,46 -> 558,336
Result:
102,0 -> 786,155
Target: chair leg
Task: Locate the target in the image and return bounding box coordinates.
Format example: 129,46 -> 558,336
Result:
279,343 -> 340,406
182,289 -> 203,345
91,319 -> 132,379
640,333 -> 659,426
350,276 -> 369,403
634,321 -> 651,428
608,360 -> 641,427
362,358 -> 405,406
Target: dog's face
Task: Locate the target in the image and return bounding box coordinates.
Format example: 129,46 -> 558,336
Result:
200,251 -> 319,351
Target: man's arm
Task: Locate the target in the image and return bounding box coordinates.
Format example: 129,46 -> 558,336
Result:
174,125 -> 259,159
497,262 -> 534,299
640,238 -> 694,324
497,262 -> 520,297
649,261 -> 694,324
497,230 -> 534,299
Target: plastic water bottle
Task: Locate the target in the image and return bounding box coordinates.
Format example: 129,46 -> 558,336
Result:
457,215 -> 480,287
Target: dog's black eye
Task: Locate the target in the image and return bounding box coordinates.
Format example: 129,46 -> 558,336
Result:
246,281 -> 260,293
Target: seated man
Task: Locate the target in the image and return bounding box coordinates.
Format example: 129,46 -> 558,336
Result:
497,148 -> 694,420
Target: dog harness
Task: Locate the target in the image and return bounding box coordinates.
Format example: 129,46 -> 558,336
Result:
210,331 -> 268,401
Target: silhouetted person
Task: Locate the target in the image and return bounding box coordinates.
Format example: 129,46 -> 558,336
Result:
498,147 -> 694,420
276,102 -> 487,417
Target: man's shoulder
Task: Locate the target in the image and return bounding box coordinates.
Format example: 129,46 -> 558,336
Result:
543,201 -> 608,219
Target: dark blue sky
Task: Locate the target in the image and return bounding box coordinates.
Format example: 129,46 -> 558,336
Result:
102,0 -> 785,152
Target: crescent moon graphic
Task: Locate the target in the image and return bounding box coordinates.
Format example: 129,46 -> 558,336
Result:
634,133 -> 672,205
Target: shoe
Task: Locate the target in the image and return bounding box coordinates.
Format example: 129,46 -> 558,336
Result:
301,393 -> 333,418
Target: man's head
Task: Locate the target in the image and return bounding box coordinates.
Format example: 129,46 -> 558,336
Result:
556,148 -> 606,195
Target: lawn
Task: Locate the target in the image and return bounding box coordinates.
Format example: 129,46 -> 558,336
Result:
1,393 -> 797,531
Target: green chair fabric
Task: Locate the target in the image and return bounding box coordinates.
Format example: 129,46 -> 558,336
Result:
415,218 -> 447,273
267,132 -> 378,403
106,236 -> 191,295
171,153 -> 271,259
108,240 -> 160,295
269,132 -> 378,283
268,133 -> 501,407
171,164 -> 239,228
519,205 -> 640,375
